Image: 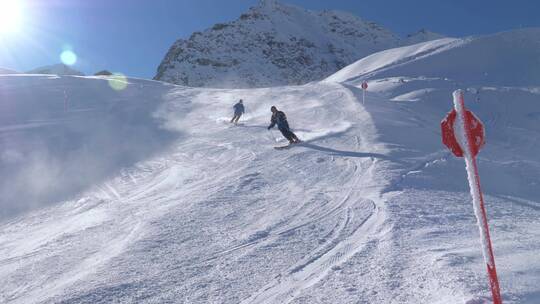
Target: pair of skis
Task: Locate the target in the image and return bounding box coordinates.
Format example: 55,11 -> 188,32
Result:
274,141 -> 302,150
267,128 -> 302,150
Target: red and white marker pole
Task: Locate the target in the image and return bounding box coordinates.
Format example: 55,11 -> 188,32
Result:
441,90 -> 502,304
361,81 -> 368,104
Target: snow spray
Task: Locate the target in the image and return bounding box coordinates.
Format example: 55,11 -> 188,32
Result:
441,90 -> 502,304
268,129 -> 278,142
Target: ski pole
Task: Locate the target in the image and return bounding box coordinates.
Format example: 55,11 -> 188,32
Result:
268,129 -> 278,142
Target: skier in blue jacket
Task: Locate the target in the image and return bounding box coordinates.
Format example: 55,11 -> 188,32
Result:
267,106 -> 300,144
230,99 -> 245,124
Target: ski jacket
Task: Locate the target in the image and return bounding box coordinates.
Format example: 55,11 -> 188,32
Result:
233,103 -> 245,115
268,111 -> 290,130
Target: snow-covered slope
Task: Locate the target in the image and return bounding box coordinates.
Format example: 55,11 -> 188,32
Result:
325,29 -> 540,206
27,64 -> 84,76
327,28 -> 540,87
324,28 -> 540,303
155,0 -> 441,88
0,74 -> 391,303
0,75 -> 176,219
1,28 -> 539,304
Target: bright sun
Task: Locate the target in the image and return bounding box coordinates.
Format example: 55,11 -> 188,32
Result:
0,0 -> 23,35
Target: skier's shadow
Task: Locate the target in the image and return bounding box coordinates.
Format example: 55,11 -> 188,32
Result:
244,125 -> 401,163
299,143 -> 404,163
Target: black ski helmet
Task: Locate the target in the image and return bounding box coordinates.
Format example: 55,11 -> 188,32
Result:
271,106 -> 277,112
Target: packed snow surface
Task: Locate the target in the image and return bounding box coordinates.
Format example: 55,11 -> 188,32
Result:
1,29 -> 539,303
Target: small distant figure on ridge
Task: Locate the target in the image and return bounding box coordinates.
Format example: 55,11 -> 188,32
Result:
267,106 -> 301,145
230,99 -> 245,124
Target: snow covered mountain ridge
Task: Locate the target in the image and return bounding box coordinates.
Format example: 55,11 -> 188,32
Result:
154,0 -> 444,88
327,28 -> 540,87
27,63 -> 84,76
0,67 -> 20,74
403,29 -> 446,45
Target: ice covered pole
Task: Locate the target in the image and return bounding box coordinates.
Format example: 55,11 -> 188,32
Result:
451,90 -> 502,304
361,81 -> 368,104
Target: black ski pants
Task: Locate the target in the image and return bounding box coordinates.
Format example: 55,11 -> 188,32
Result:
230,113 -> 242,123
279,127 -> 299,142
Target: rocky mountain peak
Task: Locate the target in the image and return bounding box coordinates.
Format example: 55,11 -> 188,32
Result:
154,0 -> 441,88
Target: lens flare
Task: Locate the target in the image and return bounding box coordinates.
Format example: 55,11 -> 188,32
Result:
108,73 -> 128,91
60,50 -> 77,66
0,0 -> 23,35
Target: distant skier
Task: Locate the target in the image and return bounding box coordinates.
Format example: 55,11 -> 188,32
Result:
230,99 -> 245,124
267,106 -> 301,144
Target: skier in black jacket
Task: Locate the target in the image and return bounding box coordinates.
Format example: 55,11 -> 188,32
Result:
267,106 -> 300,144
230,99 -> 245,124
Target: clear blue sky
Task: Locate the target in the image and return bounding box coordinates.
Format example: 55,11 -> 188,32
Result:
1,0 -> 539,78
